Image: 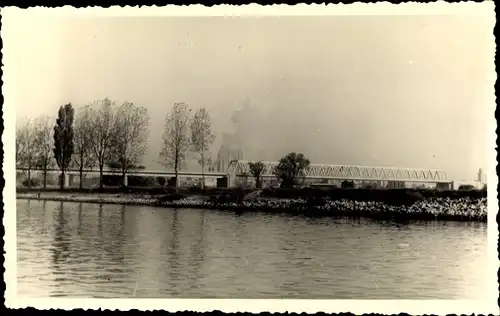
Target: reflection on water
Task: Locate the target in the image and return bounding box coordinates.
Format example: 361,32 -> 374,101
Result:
17,200 -> 489,299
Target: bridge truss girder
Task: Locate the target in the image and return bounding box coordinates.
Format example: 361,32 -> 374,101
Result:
228,160 -> 449,183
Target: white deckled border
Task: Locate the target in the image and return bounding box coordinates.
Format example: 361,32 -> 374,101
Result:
0,2 -> 496,17
8,298 -> 498,314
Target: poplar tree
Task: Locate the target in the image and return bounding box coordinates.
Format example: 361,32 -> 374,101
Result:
53,103 -> 75,189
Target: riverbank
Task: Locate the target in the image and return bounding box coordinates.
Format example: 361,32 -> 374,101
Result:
16,185 -> 487,201
17,190 -> 487,222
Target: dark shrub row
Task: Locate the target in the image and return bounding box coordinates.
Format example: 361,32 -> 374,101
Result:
17,185 -> 487,205
151,194 -> 486,222
16,186 -> 175,195
260,187 -> 486,202
211,187 -> 247,205
155,187 -> 249,206
260,187 -> 426,206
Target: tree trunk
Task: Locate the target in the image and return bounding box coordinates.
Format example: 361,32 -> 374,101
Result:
43,163 -> 47,189
201,168 -> 205,191
174,154 -> 179,192
99,164 -> 104,189
60,169 -> 65,190
201,153 -> 205,191
122,169 -> 127,188
79,164 -> 83,189
175,168 -> 179,192
60,150 -> 66,190
27,167 -> 31,189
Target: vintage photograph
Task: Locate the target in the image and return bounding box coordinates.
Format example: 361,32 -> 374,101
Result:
3,3 -> 497,313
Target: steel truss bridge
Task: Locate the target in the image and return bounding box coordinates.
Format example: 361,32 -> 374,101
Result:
227,160 -> 450,183
17,161 -> 450,186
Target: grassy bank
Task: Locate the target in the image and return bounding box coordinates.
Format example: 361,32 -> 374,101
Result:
17,187 -> 487,222
17,185 -> 487,200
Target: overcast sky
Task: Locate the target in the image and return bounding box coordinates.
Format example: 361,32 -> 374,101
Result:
7,12 -> 494,180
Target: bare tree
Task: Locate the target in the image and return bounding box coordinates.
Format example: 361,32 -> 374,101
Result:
88,98 -> 116,189
73,105 -> 95,189
190,107 -> 215,190
109,101 -> 150,186
159,102 -> 191,191
16,119 -> 28,169
16,118 -> 39,188
34,116 -> 55,188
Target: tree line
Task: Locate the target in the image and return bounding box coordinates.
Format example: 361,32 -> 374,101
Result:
16,99 -> 216,191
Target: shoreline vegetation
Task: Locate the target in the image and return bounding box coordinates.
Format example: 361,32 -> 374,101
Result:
17,100 -> 486,224
17,186 -> 487,222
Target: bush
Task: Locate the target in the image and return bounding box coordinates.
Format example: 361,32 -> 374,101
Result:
213,194 -> 232,204
459,184 -> 475,191
167,177 -> 177,187
210,187 -> 247,205
156,177 -> 166,187
341,180 -> 355,189
259,186 -> 487,205
230,187 -> 246,203
22,178 -> 41,188
103,175 -> 122,186
385,190 -> 424,206
202,187 -> 225,196
127,176 -> 157,187
186,185 -> 203,194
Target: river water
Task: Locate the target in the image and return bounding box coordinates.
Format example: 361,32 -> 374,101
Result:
16,199 -> 490,299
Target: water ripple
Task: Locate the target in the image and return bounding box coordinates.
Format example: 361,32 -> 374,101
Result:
16,200 -> 489,299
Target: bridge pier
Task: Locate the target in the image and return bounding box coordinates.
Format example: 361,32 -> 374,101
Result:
227,174 -> 236,188
123,175 -> 128,187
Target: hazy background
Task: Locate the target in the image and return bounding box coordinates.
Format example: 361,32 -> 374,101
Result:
9,14 -> 494,181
